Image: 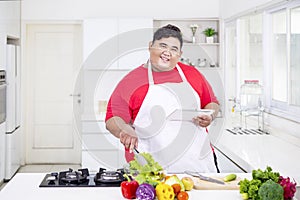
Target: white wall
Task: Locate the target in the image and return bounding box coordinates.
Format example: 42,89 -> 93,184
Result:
22,0 -> 220,20
0,1 -> 21,38
220,0 -> 284,19
22,0 -> 290,21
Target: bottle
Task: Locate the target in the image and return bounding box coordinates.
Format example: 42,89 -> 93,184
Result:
197,58 -> 206,67
240,80 -> 263,112
209,61 -> 216,67
180,58 -> 190,65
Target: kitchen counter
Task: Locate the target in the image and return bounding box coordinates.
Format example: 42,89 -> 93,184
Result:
215,125 -> 300,184
0,173 -> 250,200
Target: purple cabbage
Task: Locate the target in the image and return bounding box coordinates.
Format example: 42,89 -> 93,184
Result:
135,183 -> 156,200
278,176 -> 297,200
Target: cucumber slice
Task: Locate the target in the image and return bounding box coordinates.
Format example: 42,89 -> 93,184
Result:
223,174 -> 237,182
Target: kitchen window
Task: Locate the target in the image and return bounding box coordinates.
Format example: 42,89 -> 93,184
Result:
267,4 -> 300,121
224,13 -> 263,120
290,6 -> 300,107
271,10 -> 287,103
238,13 -> 264,87
225,1 -> 300,123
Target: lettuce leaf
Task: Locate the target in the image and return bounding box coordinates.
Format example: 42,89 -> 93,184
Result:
129,152 -> 163,173
129,152 -> 163,185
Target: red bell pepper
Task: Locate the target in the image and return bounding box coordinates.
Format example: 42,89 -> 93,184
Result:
121,174 -> 139,199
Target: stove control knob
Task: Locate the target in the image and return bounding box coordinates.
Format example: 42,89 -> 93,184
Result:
46,176 -> 56,185
50,172 -> 58,179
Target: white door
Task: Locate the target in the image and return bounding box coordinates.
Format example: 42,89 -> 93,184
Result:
25,24 -> 82,164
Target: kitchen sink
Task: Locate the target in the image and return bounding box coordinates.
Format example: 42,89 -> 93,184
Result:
226,128 -> 269,135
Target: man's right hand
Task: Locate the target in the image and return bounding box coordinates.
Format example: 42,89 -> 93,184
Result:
119,124 -> 138,152
106,116 -> 138,153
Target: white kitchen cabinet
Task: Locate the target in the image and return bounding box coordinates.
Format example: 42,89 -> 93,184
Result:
118,18 -> 152,70
81,70 -> 130,170
81,150 -> 122,172
119,18 -> 153,34
82,17 -> 153,116
82,121 -> 119,151
0,1 -> 21,70
82,133 -> 119,150
0,122 -> 5,185
83,18 -> 153,70
82,121 -> 107,133
82,18 -> 118,65
0,33 -> 6,71
81,18 -> 153,170
82,69 -> 130,120
0,1 -> 21,182
81,119 -> 127,170
81,120 -> 125,171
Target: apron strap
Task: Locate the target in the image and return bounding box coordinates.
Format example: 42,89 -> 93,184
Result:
147,61 -> 188,85
147,61 -> 155,85
175,64 -> 188,82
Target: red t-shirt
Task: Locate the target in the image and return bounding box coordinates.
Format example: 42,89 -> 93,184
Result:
105,62 -> 219,123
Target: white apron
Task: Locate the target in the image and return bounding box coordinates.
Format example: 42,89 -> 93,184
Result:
133,62 -> 216,173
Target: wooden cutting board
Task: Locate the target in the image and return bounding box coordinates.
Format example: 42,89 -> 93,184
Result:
192,176 -> 241,190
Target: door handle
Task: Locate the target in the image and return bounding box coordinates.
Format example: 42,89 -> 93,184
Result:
69,93 -> 81,97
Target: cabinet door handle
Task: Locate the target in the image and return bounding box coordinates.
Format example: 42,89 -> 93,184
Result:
70,93 -> 81,97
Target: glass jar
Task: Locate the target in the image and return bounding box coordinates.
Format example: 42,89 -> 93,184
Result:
240,80 -> 263,111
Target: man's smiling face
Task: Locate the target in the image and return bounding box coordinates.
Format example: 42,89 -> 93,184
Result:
149,37 -> 182,72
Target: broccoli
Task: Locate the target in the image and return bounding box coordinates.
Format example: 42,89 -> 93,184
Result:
252,166 -> 280,183
239,166 -> 281,200
258,180 -> 284,200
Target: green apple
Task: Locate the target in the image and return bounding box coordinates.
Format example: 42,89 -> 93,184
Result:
181,177 -> 194,191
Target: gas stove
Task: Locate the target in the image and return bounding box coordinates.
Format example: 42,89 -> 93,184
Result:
39,168 -> 125,187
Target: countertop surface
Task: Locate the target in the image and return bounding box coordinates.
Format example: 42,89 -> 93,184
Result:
0,173 -> 250,200
215,125 -> 300,184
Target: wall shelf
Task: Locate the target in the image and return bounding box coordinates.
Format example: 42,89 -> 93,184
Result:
153,18 -> 221,68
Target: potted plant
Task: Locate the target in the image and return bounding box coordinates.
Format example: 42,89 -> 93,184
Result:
203,27 -> 217,43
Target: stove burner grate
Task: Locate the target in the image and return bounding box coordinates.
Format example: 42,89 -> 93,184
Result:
59,168 -> 89,185
94,168 -> 124,185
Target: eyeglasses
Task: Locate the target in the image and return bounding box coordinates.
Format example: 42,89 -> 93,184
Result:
151,43 -> 181,56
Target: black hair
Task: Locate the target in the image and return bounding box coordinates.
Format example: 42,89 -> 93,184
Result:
152,24 -> 183,49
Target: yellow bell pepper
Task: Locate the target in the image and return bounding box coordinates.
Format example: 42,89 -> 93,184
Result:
155,183 -> 175,200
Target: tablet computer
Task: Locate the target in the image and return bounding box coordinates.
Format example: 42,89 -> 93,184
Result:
168,109 -> 214,121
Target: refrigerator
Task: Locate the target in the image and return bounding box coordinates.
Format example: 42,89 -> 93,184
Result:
5,40 -> 21,180
0,70 -> 6,184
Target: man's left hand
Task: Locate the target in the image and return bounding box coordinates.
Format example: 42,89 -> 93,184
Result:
192,114 -> 213,127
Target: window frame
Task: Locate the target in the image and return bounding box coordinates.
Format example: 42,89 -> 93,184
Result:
265,2 -> 300,122
224,0 -> 300,123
